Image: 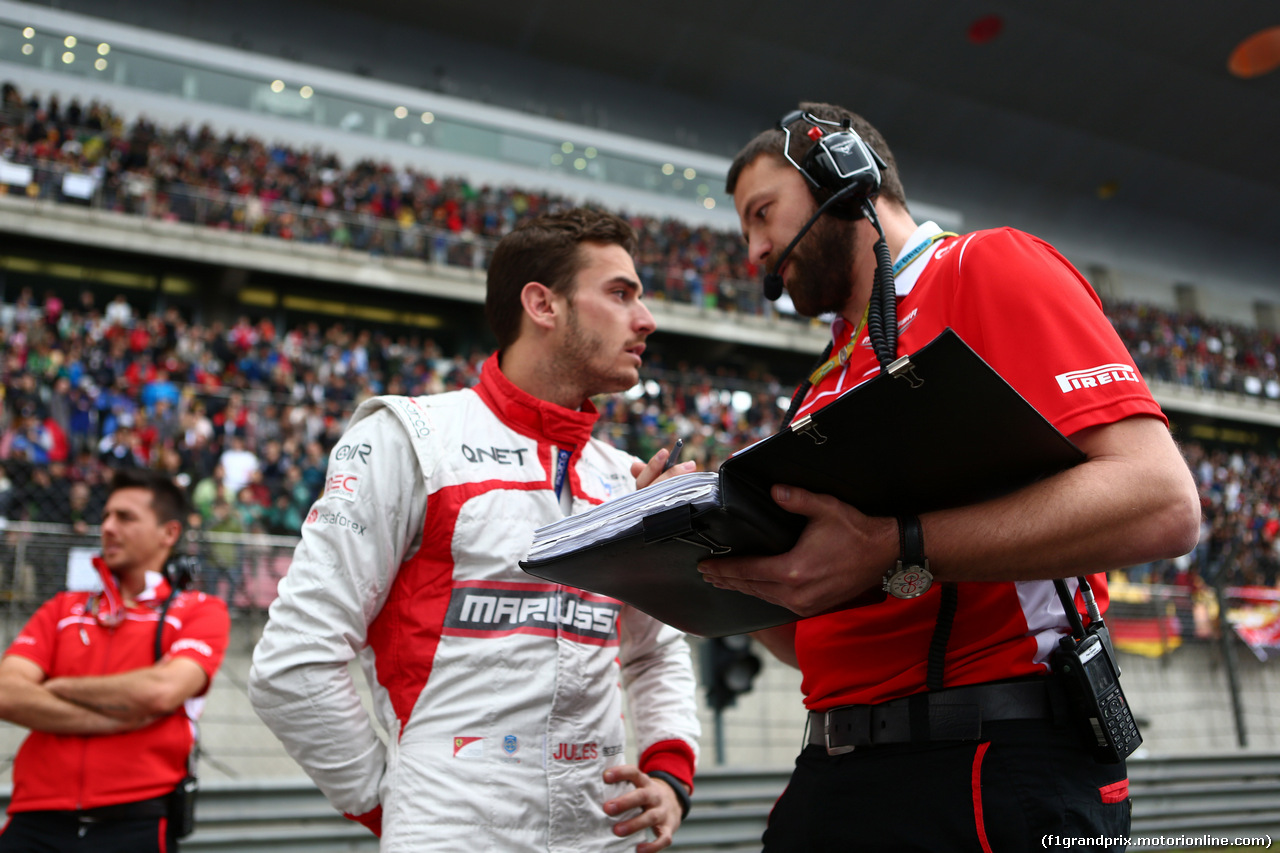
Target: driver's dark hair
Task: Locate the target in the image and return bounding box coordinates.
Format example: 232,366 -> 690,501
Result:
485,209 -> 637,350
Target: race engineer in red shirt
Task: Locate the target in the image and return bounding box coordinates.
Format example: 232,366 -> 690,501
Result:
700,102 -> 1201,852
249,210 -> 700,853
0,469 -> 229,852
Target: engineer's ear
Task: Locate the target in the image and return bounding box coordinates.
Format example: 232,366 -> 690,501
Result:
520,281 -> 562,332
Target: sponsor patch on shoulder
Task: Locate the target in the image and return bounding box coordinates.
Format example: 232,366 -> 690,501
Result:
333,442 -> 372,464
304,508 -> 367,535
1054,363 -> 1140,393
390,397 -> 433,439
170,638 -> 214,657
453,736 -> 484,759
324,473 -> 359,502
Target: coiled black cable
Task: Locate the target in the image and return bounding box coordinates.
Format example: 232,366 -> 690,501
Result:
926,583 -> 958,691
873,237 -> 896,369
861,200 -> 898,371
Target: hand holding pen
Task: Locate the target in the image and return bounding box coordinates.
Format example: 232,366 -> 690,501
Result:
631,436 -> 696,489
662,438 -> 685,473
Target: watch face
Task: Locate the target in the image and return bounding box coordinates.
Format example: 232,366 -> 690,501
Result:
887,566 -> 933,599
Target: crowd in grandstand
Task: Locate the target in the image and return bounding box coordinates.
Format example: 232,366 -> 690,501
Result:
3,85 -> 1280,600
0,282 -> 790,601
7,84 -> 1280,394
2,283 -> 1278,597
1110,301 -> 1280,400
2,84 -> 762,314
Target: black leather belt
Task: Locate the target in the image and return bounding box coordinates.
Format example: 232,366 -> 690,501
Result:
808,678 -> 1060,755
27,795 -> 170,824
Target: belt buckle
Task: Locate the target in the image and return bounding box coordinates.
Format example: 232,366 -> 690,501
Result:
824,713 -> 856,756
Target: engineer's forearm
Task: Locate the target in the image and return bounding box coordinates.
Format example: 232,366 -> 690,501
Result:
0,675 -> 133,734
45,667 -> 178,719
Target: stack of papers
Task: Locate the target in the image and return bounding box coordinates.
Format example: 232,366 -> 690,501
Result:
527,472 -> 720,561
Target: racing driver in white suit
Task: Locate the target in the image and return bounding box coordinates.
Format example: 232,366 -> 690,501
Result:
249,209 -> 701,853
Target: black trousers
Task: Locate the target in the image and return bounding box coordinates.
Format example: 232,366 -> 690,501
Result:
763,719 -> 1132,853
0,812 -> 175,853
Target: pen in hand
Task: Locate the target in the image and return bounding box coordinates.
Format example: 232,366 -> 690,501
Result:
661,438 -> 686,473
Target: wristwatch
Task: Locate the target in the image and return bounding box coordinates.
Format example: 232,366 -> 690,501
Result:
883,514 -> 933,599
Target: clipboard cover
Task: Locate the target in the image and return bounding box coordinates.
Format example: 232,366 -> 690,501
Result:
521,329 -> 1086,637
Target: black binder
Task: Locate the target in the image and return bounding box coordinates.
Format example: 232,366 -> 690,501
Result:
520,329 -> 1085,637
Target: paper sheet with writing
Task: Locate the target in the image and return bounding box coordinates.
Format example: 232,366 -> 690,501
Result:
527,471 -> 720,561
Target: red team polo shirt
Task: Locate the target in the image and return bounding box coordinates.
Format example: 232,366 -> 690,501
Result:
793,225 -> 1166,711
4,578 -> 229,812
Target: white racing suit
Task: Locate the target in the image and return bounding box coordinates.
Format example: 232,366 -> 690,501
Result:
249,354 -> 700,852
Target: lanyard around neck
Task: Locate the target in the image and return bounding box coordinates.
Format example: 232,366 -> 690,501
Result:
807,231 -> 958,387
553,446 -> 572,500
892,230 -> 958,277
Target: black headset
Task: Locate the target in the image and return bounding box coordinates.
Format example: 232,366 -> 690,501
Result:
762,110 -> 892,303
165,554 -> 200,592
154,554 -> 200,661
766,109 -> 902,424
778,109 -> 889,219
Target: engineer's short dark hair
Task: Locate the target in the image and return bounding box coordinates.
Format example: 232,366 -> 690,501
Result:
725,101 -> 908,211
484,209 -> 637,350
108,468 -> 191,532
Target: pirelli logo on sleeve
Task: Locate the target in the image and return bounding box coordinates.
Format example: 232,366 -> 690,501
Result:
1055,363 -> 1140,393
443,582 -> 621,646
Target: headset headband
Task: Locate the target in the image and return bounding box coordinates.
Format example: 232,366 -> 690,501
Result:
778,110 -> 848,189
776,109 -> 888,196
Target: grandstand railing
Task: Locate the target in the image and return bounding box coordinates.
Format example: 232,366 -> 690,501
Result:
1,755 -> 1276,851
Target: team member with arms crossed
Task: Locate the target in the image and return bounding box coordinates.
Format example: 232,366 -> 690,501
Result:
0,469 -> 229,852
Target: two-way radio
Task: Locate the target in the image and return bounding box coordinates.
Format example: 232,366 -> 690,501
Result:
1051,576 -> 1142,764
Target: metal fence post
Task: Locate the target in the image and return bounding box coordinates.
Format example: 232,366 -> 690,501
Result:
1213,568 -> 1249,749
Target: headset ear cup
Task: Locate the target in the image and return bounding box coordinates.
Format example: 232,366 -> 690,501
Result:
800,131 -> 882,219
801,138 -> 856,219
799,140 -> 838,213
800,139 -> 839,194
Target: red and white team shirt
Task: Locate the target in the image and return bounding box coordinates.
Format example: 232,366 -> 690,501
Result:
793,223 -> 1166,711
4,578 -> 229,811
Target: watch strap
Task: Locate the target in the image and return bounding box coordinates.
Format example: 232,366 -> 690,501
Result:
647,770 -> 691,819
898,514 -> 925,567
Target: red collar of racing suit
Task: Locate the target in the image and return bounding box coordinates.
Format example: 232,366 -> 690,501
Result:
476,352 -> 599,447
